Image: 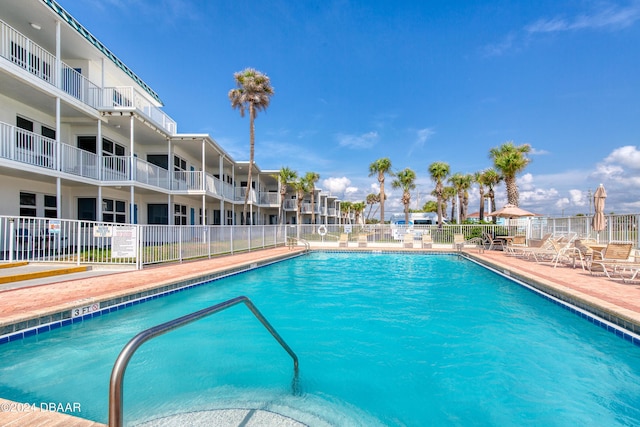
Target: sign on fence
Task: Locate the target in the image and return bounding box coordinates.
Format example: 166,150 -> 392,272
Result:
111,226 -> 137,258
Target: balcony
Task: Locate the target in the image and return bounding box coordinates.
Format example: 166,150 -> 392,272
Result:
0,121 -> 258,203
0,19 -> 176,135
103,86 -> 176,134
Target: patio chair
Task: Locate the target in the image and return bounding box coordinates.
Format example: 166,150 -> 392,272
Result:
481,232 -> 503,251
403,233 -> 414,248
357,234 -> 368,248
559,238 -> 596,271
338,233 -> 349,248
589,242 -> 634,279
509,236 -> 557,261
421,233 -> 433,249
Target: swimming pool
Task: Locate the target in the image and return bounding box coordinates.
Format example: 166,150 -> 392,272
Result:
1,252 -> 640,426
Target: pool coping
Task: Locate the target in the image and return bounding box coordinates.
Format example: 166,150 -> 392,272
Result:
0,248 -> 306,344
464,252 -> 640,338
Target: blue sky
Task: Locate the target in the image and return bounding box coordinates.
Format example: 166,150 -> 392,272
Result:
61,0 -> 640,217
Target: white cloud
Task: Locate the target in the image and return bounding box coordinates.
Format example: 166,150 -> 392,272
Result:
485,3 -> 640,56
408,128 -> 436,155
336,131 -> 379,149
322,176 -> 352,196
526,4 -> 640,34
604,145 -> 640,170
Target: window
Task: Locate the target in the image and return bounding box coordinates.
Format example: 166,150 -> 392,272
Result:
102,198 -> 126,223
213,209 -> 221,225
148,204 -> 168,225
16,117 -> 33,151
44,195 -> 57,219
147,154 -> 169,170
77,136 -> 125,156
78,198 -> 96,221
174,156 -> 187,172
174,204 -> 187,225
19,192 -> 37,217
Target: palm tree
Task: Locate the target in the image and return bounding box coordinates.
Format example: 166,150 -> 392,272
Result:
228,68 -> 274,224
290,177 -> 309,228
304,171 -> 320,226
482,168 -> 503,224
365,193 -> 381,221
272,166 -> 297,225
340,201 -> 353,224
351,201 -> 366,225
428,161 -> 450,227
391,168 -> 416,225
474,171 -> 487,221
368,158 -> 394,224
489,141 -> 531,206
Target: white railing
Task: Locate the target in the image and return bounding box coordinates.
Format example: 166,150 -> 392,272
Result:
0,18 -> 176,132
0,215 -> 287,267
259,192 -> 279,205
135,158 -> 170,189
102,156 -> 129,181
103,86 -> 177,134
61,143 -> 99,179
204,173 -> 221,196
283,199 -> 296,211
0,19 -> 102,108
172,171 -> 203,191
0,123 -> 57,169
221,181 -> 235,200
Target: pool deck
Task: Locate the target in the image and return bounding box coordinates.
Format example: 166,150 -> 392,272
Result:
1,244 -> 640,426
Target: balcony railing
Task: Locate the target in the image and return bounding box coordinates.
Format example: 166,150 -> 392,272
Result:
0,121 -> 310,206
103,86 -> 176,134
0,19 -> 102,109
0,19 -> 175,133
259,192 -> 279,205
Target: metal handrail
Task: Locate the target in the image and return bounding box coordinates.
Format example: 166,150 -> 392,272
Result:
287,236 -> 310,251
108,295 -> 298,427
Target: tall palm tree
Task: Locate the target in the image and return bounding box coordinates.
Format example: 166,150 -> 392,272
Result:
228,68 -> 274,224
391,168 -> 416,225
272,166 -> 297,225
459,174 -> 473,222
304,171 -> 320,226
474,171 -> 487,222
489,141 -> 531,206
428,161 -> 450,227
482,168 -> 503,224
368,158 -> 394,224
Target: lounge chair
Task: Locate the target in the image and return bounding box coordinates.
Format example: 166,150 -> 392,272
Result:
589,242 -> 634,278
338,233 -> 349,248
403,233 -> 414,248
421,233 -> 433,249
481,232 -> 503,251
357,234 -> 368,248
453,234 -> 465,251
509,236 -> 557,261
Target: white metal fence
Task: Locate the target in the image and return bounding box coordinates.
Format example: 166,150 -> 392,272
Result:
2,214 -> 638,268
0,216 -> 287,268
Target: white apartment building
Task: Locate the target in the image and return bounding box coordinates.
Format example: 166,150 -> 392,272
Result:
0,0 -> 340,227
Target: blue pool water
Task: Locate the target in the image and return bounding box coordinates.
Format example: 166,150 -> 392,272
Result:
1,252 -> 640,426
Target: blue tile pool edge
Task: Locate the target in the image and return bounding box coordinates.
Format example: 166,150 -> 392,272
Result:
0,251 -> 306,345
464,253 -> 640,347
2,250 -> 639,348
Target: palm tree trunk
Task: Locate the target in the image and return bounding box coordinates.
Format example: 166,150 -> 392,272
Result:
379,177 -> 385,224
243,104 -> 255,225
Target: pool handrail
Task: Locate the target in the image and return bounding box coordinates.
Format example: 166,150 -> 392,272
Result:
108,295 -> 299,427
287,236 -> 310,251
